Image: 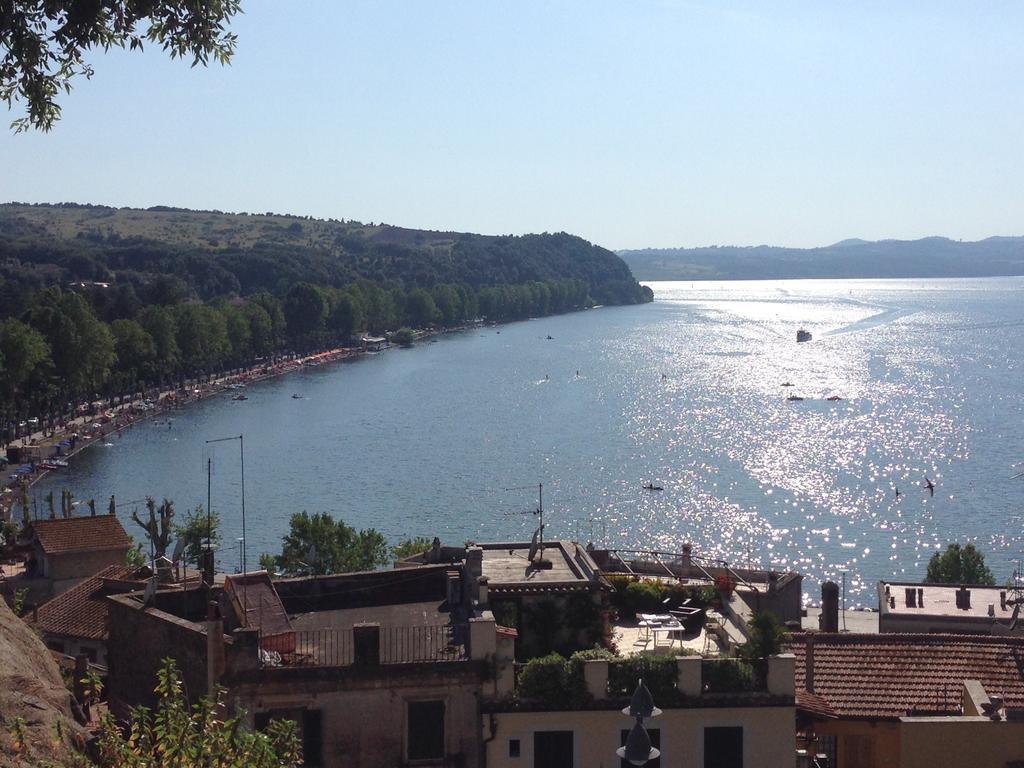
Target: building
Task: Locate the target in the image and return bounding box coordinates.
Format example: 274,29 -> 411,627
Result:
31,561 -> 203,666
31,564 -> 134,664
877,580 -> 1022,635
102,541 -> 803,768
106,563 -> 513,768
401,539 -> 612,659
788,632 -> 1024,768
485,654 -> 797,768
19,514 -> 132,600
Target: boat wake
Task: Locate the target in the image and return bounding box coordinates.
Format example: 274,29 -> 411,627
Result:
822,307 -> 915,337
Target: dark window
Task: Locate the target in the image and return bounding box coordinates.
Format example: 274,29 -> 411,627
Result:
302,710 -> 323,767
408,700 -> 445,761
84,647 -> 97,663
510,738 -> 521,758
533,731 -> 573,768
620,727 -> 660,768
704,726 -> 743,768
46,640 -> 65,654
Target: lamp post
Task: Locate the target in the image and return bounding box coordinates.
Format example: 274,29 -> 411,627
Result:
617,679 -> 661,766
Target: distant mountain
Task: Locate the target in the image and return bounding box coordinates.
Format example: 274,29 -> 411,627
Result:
618,236 -> 1024,281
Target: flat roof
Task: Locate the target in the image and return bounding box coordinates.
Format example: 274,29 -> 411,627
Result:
478,540 -> 589,586
880,581 -> 1017,620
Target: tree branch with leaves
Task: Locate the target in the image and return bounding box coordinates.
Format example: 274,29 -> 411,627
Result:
2,0 -> 241,132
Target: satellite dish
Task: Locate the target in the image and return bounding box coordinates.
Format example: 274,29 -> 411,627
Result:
527,526 -> 541,562
171,537 -> 187,564
1010,604 -> 1021,631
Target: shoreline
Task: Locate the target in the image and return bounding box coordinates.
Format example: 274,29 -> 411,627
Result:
0,318 -> 493,520
0,345 -> 369,519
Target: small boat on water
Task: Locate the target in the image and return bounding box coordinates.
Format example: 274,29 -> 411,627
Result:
642,482 -> 664,491
291,394 -> 303,399
826,395 -> 843,401
781,382 -> 794,387
232,394 -> 248,401
796,329 -> 812,343
786,395 -> 805,401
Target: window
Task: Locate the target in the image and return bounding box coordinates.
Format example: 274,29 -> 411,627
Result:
704,726 -> 743,768
620,727 -> 660,768
533,731 -> 573,768
509,739 -> 521,758
407,700 -> 445,761
302,710 -> 323,767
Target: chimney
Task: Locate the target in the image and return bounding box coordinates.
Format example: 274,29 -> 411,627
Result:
806,635 -> 815,693
205,601 -> 224,696
820,581 -> 839,632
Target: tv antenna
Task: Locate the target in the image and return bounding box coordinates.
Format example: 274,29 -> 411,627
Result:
507,483 -> 551,568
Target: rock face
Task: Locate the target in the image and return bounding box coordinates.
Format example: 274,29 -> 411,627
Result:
0,599 -> 84,767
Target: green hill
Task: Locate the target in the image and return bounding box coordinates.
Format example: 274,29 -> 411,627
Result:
0,203 -> 650,314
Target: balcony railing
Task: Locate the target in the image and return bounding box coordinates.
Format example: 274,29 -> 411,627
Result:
259,624 -> 465,668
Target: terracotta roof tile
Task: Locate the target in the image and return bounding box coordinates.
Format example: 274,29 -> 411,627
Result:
787,632 -> 1024,721
32,515 -> 131,555
34,565 -> 136,640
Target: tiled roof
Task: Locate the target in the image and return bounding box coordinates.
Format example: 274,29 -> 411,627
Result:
34,565 -> 135,640
787,632 -> 1024,720
32,515 -> 131,555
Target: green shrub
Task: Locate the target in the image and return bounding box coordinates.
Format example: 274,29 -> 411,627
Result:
615,580 -> 666,615
517,653 -> 572,707
608,652 -> 680,703
701,659 -> 756,693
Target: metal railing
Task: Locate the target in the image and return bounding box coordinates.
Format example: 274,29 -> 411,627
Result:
260,624 -> 465,668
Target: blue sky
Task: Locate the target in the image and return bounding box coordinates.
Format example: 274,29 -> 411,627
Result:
2,1 -> 1022,249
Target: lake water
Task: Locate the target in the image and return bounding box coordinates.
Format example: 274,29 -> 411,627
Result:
37,278 -> 1024,605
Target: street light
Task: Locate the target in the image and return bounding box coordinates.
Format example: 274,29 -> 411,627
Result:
617,679 -> 661,766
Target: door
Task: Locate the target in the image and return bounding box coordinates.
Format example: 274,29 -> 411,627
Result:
534,730 -> 574,768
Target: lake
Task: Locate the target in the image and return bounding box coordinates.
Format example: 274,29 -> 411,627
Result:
36,278 -> 1024,605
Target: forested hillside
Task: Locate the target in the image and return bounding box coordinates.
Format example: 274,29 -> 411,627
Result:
620,236 -> 1024,281
0,203 -> 649,314
0,203 -> 651,422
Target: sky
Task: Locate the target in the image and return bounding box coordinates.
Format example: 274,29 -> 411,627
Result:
2,1 -> 1022,250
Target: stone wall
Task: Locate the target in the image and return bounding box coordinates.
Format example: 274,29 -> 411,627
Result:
106,595 -> 214,713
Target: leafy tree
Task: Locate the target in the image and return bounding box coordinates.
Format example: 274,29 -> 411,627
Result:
96,657 -> 300,767
111,318 -> 156,380
0,317 -> 50,402
173,505 -> 220,568
3,0 -> 241,132
267,511 -> 387,575
404,288 -> 438,328
390,536 -> 433,560
926,543 -> 995,585
131,497 -> 175,559
742,611 -> 786,660
328,293 -> 361,341
28,288 -> 115,395
283,282 -> 326,347
138,306 -> 180,374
